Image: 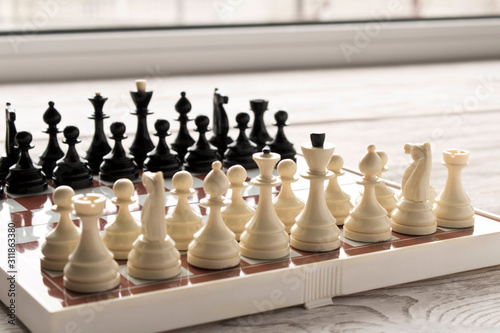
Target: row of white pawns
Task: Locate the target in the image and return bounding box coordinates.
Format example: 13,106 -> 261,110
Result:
39,139 -> 473,293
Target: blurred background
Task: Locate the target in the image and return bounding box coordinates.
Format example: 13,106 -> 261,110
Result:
1,0 -> 500,32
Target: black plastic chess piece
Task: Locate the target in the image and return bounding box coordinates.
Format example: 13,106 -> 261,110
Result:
184,115 -> 220,174
5,131 -> 48,195
129,87 -> 155,169
53,126 -> 93,189
171,92 -> 195,163
38,101 -> 65,178
209,88 -> 233,159
267,110 -> 297,162
0,103 -> 20,182
249,99 -> 273,151
223,112 -> 258,169
100,122 -> 139,182
144,119 -> 182,178
85,93 -> 112,173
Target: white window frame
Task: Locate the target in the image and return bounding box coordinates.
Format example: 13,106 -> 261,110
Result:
0,18 -> 499,82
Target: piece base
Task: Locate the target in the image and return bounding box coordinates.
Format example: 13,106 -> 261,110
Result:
239,244 -> 290,260
436,216 -> 475,229
290,237 -> 340,252
127,262 -> 182,280
343,228 -> 392,243
40,257 -> 67,271
187,253 -> 240,270
63,274 -> 120,293
391,222 -> 437,235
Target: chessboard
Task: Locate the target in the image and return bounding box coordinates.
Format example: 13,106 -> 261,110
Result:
1,156 -> 500,333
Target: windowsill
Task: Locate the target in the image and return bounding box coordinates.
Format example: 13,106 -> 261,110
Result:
0,17 -> 499,82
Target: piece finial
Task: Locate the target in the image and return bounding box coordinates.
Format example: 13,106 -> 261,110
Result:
154,119 -> 170,135
136,79 -> 147,92
227,165 -> 247,186
327,155 -> 344,174
311,132 -> 325,148
359,144 -> 382,180
52,185 -> 75,211
203,161 -> 228,197
277,159 -> 297,179
262,147 -> 271,155
172,171 -> 193,192
113,178 -> 135,201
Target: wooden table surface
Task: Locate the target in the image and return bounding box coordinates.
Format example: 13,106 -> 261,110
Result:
1,60 -> 500,332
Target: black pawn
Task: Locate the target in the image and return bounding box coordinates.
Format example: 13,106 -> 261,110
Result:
38,101 -> 65,178
53,126 -> 93,189
85,93 -> 112,173
171,92 -> 195,163
129,87 -> 155,169
0,103 -> 20,182
144,119 -> 182,178
249,99 -> 273,151
184,115 -> 220,174
209,88 -> 233,159
223,112 -> 258,169
268,110 -> 296,162
99,122 -> 139,182
6,131 -> 47,195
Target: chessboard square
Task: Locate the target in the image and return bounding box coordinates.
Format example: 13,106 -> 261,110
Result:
0,198 -> 28,213
242,184 -> 260,197
74,185 -> 114,197
6,186 -> 54,199
16,224 -> 54,244
13,193 -> 53,211
31,208 -> 61,225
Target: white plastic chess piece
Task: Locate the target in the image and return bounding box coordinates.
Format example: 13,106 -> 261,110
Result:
433,149 -> 475,228
40,186 -> 80,271
290,133 -> 341,251
325,155 -> 353,226
102,179 -> 141,259
221,165 -> 255,240
391,143 -> 437,235
273,159 -> 304,233
240,149 -> 290,259
64,193 -> 120,293
128,171 -> 181,280
344,144 -> 392,242
188,161 -> 240,269
166,171 -> 203,250
374,150 -> 398,217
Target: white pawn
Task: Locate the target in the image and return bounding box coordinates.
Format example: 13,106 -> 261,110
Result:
166,171 -> 203,250
221,165 -> 255,241
40,186 -> 80,271
273,159 -> 304,233
325,155 -> 353,226
290,133 -> 340,252
128,171 -> 181,280
391,143 -> 437,235
375,150 -> 397,217
344,145 -> 392,242
64,194 -> 120,293
103,179 -> 141,259
433,149 -> 475,228
240,149 -> 290,259
188,161 -> 240,269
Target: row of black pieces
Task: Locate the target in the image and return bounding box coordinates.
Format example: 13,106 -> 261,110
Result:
0,89 -> 296,194
0,109 -> 293,195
